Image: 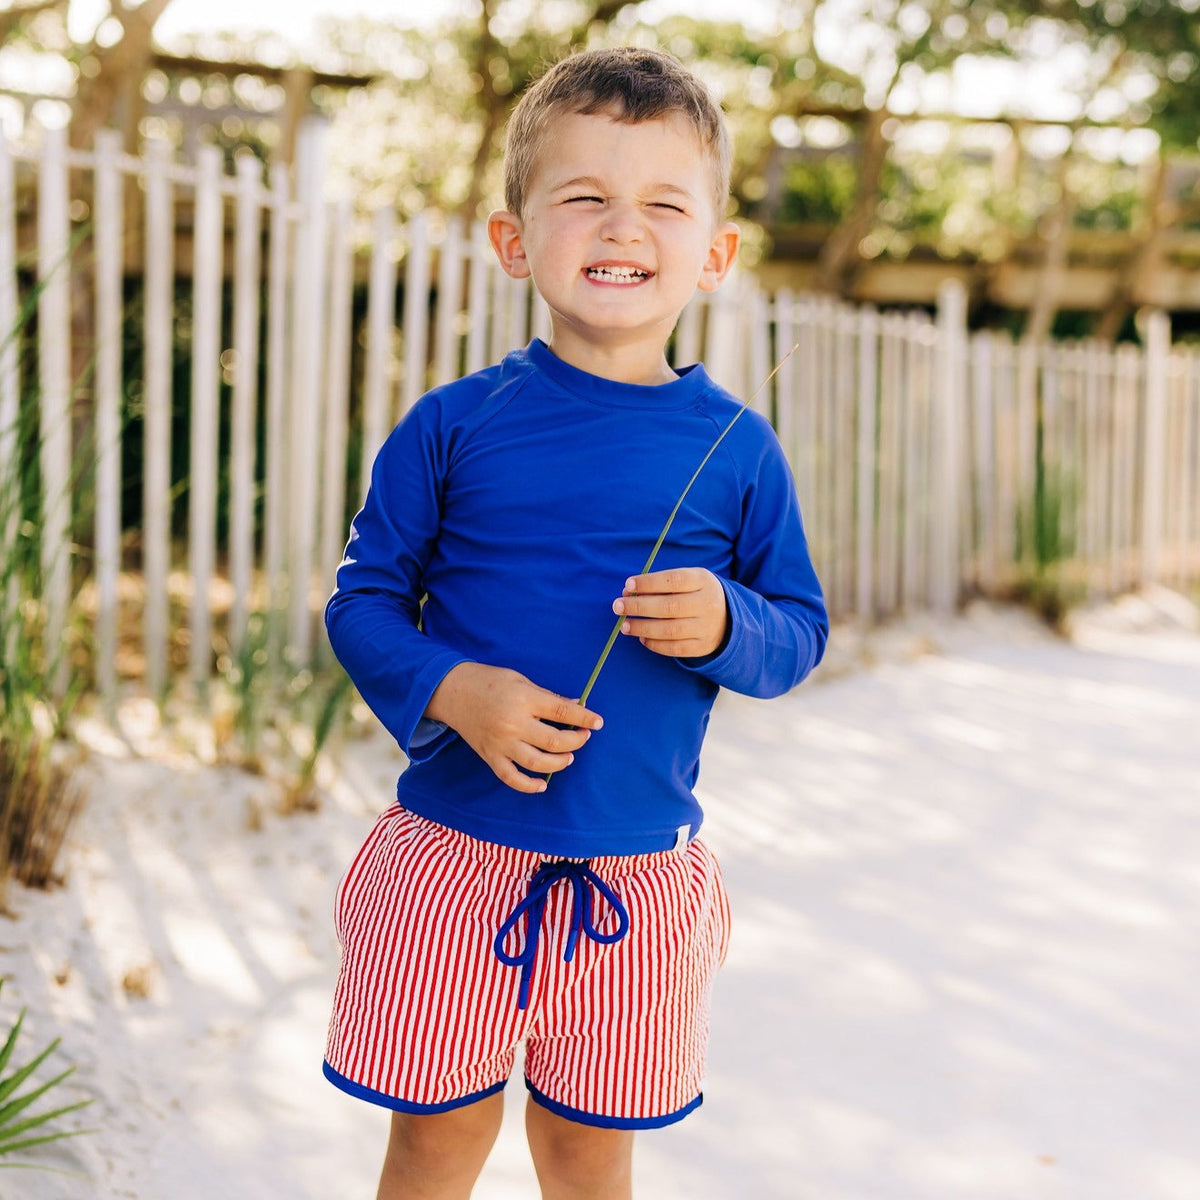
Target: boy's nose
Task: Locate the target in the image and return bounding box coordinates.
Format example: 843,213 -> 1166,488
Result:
599,203 -> 644,244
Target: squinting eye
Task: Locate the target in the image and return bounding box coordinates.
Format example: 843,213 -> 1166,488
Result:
566,195 -> 604,204
652,203 -> 685,213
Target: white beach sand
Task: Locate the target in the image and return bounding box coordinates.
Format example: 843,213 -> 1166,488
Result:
3,594 -> 1199,1200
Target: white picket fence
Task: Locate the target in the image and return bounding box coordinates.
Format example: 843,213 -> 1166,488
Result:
1,119 -> 1198,704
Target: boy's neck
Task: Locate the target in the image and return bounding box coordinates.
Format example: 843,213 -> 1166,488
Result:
546,329 -> 678,387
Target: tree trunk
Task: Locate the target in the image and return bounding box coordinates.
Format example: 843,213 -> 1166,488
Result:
811,105 -> 888,297
459,0 -> 501,221
69,0 -> 175,152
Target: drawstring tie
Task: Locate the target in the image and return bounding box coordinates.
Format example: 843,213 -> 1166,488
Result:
493,859 -> 630,1010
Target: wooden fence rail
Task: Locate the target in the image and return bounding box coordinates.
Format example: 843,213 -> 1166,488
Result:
1,118 -> 1198,706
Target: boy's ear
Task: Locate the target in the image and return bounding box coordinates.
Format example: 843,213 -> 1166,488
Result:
488,210 -> 531,279
697,221 -> 741,293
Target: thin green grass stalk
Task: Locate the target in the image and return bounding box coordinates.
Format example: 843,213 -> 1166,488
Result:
543,347 -> 798,784
575,345 -> 798,710
0,981 -> 93,1170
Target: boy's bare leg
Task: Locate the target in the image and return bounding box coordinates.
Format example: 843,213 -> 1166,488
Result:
525,1101 -> 634,1200
376,1093 -> 505,1200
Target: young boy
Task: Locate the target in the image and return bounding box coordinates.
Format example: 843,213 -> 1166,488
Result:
324,46 -> 828,1200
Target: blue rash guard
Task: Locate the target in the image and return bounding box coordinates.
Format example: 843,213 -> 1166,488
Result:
325,338 -> 828,857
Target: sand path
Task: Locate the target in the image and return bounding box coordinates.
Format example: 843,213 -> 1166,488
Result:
5,598 -> 1199,1200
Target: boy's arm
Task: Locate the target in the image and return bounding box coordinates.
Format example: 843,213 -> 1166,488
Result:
426,663 -> 602,794
326,402 -> 601,790
612,425 -> 828,697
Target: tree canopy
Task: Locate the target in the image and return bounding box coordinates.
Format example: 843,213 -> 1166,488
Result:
2,0 -> 1197,330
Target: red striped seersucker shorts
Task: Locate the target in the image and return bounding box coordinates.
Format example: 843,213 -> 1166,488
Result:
323,804 -> 731,1128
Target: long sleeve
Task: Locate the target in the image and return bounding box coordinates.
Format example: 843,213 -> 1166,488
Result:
324,401 -> 470,760
676,416 -> 828,697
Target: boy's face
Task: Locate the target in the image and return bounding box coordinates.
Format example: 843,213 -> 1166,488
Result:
489,109 -> 739,380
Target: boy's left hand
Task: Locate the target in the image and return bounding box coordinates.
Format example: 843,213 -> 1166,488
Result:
612,568 -> 729,660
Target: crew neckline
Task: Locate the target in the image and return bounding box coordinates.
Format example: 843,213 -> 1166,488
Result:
521,338 -> 710,411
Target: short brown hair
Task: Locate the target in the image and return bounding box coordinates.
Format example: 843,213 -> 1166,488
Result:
502,47 -> 732,220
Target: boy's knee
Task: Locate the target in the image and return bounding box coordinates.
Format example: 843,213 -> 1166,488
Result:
382,1098 -> 503,1184
526,1101 -> 633,1194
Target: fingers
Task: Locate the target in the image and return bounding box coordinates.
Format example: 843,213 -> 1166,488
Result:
535,690 -> 605,733
488,742 -> 580,794
612,568 -> 727,659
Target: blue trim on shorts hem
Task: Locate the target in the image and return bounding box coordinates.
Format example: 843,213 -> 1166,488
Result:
525,1079 -> 703,1129
323,1060 -> 506,1114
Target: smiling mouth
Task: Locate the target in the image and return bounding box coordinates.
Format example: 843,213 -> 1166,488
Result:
585,266 -> 650,284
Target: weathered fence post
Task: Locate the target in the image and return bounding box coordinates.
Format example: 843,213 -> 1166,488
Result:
229,151 -> 264,656
433,214 -> 465,386
93,129 -> 124,705
400,210 -> 432,417
932,278 -> 967,614
464,220 -> 490,375
855,305 -> 879,620
0,130 -> 19,663
1140,309 -> 1170,587
360,203 -> 396,503
288,116 -> 330,665
187,143 -> 224,689
37,123 -> 71,698
318,194 -> 354,640
142,137 -> 173,697
263,159 -> 291,648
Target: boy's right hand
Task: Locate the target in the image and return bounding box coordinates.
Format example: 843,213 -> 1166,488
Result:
425,662 -> 603,794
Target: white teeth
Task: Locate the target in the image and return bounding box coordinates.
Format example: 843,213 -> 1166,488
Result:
587,266 -> 648,283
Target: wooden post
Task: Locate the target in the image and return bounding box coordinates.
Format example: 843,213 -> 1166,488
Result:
400,210 -> 432,416
814,298 -> 836,608
747,287 -> 771,417
464,220 -> 489,375
1015,338 -> 1039,571
855,305 -> 879,620
263,160 -> 291,645
932,278 -> 967,614
319,195 -> 354,646
795,298 -> 819,580
187,143 -> 223,689
37,124 -> 72,698
772,290 -> 797,475
229,151 -> 263,656
93,129 -> 124,705
876,313 -> 902,616
287,116 -> 329,665
1079,340 -> 1103,595
0,131 -> 19,661
433,214 -> 464,386
991,331 -> 1017,583
360,204 -> 397,503
969,332 -> 996,592
704,282 -> 740,394
832,304 -> 855,613
1140,309 -> 1169,587
1180,351 -> 1198,591
1112,345 -> 1140,591
142,137 -> 173,698
902,316 -> 932,612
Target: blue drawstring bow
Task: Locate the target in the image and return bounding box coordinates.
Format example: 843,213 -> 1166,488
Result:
493,859 -> 630,1010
